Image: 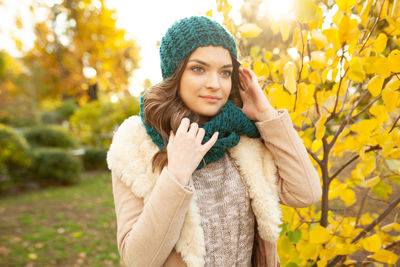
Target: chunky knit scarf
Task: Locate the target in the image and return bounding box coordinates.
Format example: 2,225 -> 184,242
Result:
139,94 -> 260,170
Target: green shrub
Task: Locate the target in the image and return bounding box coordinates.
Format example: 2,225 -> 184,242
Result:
56,99 -> 78,120
30,148 -> 82,185
24,125 -> 78,148
40,110 -> 62,124
40,100 -> 79,124
70,96 -> 139,147
82,147 -> 108,170
0,124 -> 31,187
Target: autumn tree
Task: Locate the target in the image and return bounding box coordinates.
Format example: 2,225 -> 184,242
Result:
214,0 -> 400,265
0,51 -> 38,125
22,0 -> 140,105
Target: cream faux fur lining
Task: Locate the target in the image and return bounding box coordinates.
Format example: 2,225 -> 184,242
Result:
107,115 -> 282,267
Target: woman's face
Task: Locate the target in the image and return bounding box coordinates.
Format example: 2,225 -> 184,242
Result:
179,46 -> 233,124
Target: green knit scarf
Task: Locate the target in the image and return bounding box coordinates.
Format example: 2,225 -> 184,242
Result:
139,94 -> 260,170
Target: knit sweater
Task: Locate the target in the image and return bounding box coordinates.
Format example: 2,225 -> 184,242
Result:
191,151 -> 254,266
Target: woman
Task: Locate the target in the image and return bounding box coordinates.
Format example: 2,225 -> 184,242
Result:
107,16 -> 322,267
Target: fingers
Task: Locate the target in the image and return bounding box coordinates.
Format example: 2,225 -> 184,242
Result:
196,127 -> 205,144
169,130 -> 174,142
187,122 -> 199,138
176,117 -> 190,135
239,69 -> 249,90
203,131 -> 219,152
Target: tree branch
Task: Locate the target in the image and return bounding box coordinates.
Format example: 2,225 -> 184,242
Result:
350,94 -> 381,120
355,188 -> 370,227
389,114 -> 400,134
358,0 -> 386,55
328,193 -> 400,267
294,23 -> 305,112
307,148 -> 322,165
329,145 -> 381,181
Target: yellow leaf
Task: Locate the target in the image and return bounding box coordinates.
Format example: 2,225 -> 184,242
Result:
361,234 -> 381,252
283,62 -> 297,94
356,119 -> 378,134
268,84 -> 293,109
206,9 -> 213,17
309,225 -> 331,243
336,0 -> 357,12
384,76 -> 400,90
309,71 -> 321,84
392,0 -> 400,18
322,68 -> 329,83
309,51 -> 326,69
311,29 -> 328,50
370,105 -> 389,122
382,88 -> 399,113
292,27 -> 301,47
301,63 -> 309,79
294,0 -> 322,23
73,232 -> 82,238
340,188 -> 356,206
362,56 -> 377,74
254,61 -> 263,76
336,242 -> 359,255
360,0 -> 373,27
317,259 -> 327,267
222,2 -> 232,19
28,253 -> 37,260
35,242 -> 44,248
388,49 -> 400,73
298,240 -> 320,260
315,114 -> 327,140
369,249 -> 399,264
367,76 -> 384,97
339,15 -> 359,44
375,56 -> 391,78
311,139 -> 323,153
360,176 -> 381,188
250,46 -> 260,58
333,9 -> 343,27
270,21 -> 280,35
382,141 -> 395,157
323,28 -> 340,50
264,51 -> 272,61
239,23 -> 263,38
373,33 -> 387,54
280,23 -> 291,42
348,57 -> 365,82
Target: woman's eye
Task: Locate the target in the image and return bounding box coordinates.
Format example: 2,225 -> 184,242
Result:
192,66 -> 204,73
221,70 -> 232,77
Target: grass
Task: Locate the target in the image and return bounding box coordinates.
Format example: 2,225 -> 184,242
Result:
0,171 -> 122,267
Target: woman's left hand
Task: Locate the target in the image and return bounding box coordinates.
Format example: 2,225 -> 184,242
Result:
238,67 -> 278,122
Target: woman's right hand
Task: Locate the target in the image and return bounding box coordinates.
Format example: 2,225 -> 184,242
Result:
167,117 -> 219,185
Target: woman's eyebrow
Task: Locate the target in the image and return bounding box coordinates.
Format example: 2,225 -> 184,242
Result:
189,59 -> 233,68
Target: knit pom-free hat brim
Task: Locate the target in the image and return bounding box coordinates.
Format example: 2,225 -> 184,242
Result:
160,16 -> 238,80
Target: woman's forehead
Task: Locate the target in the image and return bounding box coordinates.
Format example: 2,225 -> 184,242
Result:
188,46 -> 232,65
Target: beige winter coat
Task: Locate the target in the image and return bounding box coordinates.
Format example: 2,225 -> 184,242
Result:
107,109 -> 322,267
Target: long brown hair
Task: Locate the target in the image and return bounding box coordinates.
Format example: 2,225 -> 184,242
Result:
142,49 -> 243,174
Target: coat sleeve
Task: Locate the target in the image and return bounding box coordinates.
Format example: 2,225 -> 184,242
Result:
111,166 -> 194,267
255,109 -> 322,208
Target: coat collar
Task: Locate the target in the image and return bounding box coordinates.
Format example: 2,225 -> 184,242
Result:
107,116 -> 282,267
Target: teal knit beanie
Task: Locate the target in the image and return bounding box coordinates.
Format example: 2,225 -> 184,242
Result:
160,16 -> 238,80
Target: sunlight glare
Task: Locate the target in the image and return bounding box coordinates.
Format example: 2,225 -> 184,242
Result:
263,0 -> 294,21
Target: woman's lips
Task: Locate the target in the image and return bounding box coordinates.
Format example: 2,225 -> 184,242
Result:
200,96 -> 220,103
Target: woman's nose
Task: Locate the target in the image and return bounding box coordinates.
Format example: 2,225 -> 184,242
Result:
205,72 -> 220,89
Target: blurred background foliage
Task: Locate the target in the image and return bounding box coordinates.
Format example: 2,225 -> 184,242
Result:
0,0 -> 141,193
1,0 -> 400,266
